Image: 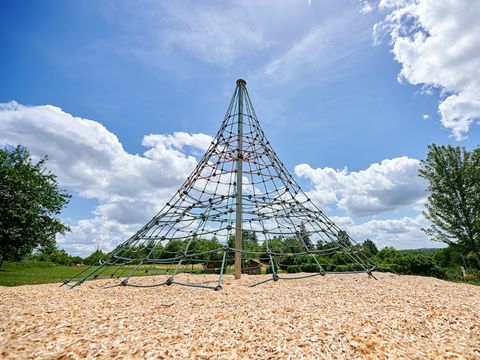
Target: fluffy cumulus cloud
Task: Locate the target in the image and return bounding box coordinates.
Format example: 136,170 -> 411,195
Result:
373,0 -> 480,139
331,214 -> 435,249
56,217 -> 137,256
295,156 -> 425,216
0,101 -> 212,255
0,102 -> 432,254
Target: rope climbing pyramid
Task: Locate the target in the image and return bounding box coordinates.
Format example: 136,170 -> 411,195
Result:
66,79 -> 375,289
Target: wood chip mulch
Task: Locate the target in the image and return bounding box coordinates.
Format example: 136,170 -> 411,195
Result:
1,272 -> 479,359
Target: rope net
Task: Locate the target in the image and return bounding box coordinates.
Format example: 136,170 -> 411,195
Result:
66,80 -> 375,289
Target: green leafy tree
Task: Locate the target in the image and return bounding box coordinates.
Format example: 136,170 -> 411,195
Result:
228,230 -> 258,248
283,237 -> 303,253
259,237 -> 284,264
0,146 -> 71,267
242,230 -> 258,248
295,222 -> 314,250
419,144 -> 480,266
316,241 -> 338,257
337,230 -> 351,247
161,239 -> 186,259
83,248 -> 107,265
362,239 -> 378,256
376,246 -> 400,263
188,237 -> 222,262
48,248 -> 82,266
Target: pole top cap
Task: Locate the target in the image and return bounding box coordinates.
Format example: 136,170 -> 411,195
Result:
236,79 -> 246,86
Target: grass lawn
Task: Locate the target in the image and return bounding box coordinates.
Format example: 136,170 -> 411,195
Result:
0,261 -> 185,286
2,261 -> 478,287
0,262 -> 90,286
0,261 -> 255,286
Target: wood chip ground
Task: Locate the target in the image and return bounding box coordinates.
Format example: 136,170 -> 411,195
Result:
1,272 -> 479,359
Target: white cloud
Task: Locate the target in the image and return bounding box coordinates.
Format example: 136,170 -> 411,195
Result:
161,3 -> 266,68
295,156 -> 425,216
57,217 -> 137,255
98,1 -> 371,86
373,0 -> 480,139
0,101 -> 431,255
333,213 -> 437,249
99,1 -> 272,69
378,0 -> 408,10
143,132 -> 212,159
0,101 -> 212,255
258,11 -> 369,84
360,1 -> 375,14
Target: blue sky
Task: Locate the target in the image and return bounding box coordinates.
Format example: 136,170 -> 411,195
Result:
1,0 -> 479,256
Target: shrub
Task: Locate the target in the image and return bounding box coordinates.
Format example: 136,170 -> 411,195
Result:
49,249 -> 76,265
293,255 -> 310,265
301,263 -> 322,273
286,265 -> 302,273
280,255 -> 296,268
375,246 -> 401,263
465,269 -> 480,281
333,265 -> 348,272
399,253 -> 446,278
331,252 -> 349,265
323,264 -> 336,272
83,249 -> 108,265
314,255 -> 331,265
375,264 -> 403,273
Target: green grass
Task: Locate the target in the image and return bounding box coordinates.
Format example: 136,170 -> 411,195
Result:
0,261 -> 268,286
0,261 -> 194,286
453,279 -> 480,286
0,261 -> 90,286
2,261 -> 478,287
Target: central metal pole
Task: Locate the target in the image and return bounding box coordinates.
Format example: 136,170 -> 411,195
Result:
234,79 -> 245,280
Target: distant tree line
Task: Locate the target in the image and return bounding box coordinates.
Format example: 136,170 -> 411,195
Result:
22,236 -> 480,282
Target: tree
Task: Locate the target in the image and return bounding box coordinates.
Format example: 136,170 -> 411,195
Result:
0,146 -> 71,266
83,248 -> 107,265
241,230 -> 258,250
283,237 -> 302,253
419,144 -> 480,266
295,222 -> 314,250
375,246 -> 401,263
362,239 -> 378,256
337,230 -> 351,247
188,237 -> 221,262
161,239 -> 185,259
227,230 -> 259,250
259,237 -> 284,264
316,240 -> 338,256
48,248 -> 82,266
